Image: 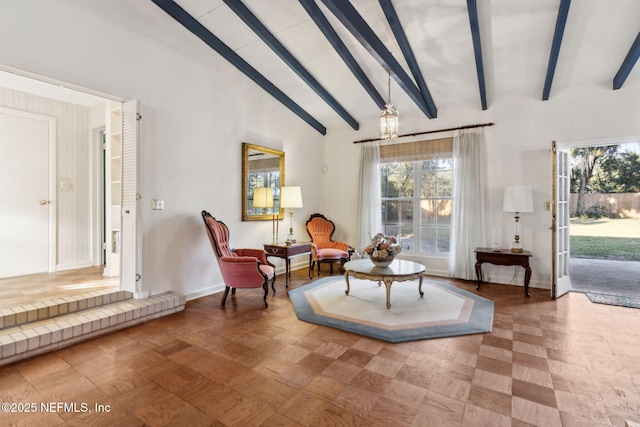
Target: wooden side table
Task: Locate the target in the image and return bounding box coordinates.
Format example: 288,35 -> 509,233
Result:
264,242 -> 312,288
475,247 -> 533,297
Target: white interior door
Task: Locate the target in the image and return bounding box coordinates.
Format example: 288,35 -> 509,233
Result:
552,141 -> 572,298
0,109 -> 55,278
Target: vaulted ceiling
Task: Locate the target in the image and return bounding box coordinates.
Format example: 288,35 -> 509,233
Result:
148,0 -> 640,135
3,1 -> 638,135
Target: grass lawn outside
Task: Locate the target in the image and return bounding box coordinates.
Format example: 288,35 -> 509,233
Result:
570,218 -> 640,261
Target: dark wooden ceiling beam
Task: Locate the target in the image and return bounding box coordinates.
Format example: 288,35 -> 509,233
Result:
223,0 -> 359,130
466,0 -> 487,110
149,0 -> 326,135
320,0 -> 437,118
299,0 -> 385,110
613,32 -> 640,90
543,0 -> 571,101
379,0 -> 437,113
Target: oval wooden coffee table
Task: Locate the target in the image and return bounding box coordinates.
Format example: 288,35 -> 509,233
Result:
343,259 -> 426,309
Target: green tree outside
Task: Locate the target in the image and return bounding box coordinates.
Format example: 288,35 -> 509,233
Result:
570,143 -> 640,217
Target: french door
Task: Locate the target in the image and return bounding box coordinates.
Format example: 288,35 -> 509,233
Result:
551,141 -> 571,298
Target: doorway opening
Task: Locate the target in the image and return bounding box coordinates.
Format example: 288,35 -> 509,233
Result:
555,138 -> 640,300
568,142 -> 640,299
0,67 -> 136,310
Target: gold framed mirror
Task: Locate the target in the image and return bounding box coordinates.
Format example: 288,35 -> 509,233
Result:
242,143 -> 285,221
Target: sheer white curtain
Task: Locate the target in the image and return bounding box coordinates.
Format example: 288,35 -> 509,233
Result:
449,129 -> 488,279
358,141 -> 382,250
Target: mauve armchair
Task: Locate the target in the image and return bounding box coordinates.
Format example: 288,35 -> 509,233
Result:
305,213 -> 353,276
202,210 -> 275,308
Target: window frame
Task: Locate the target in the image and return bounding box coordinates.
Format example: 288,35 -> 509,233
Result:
379,138 -> 453,256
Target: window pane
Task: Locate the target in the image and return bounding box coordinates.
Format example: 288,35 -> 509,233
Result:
384,224 -> 401,238
396,163 -> 414,198
437,227 -> 451,252
436,169 -> 452,197
420,160 -> 436,198
381,174 -> 396,197
380,156 -> 452,255
420,200 -> 435,225
402,238 -> 414,252
420,226 -> 436,252
420,159 -> 437,172
394,224 -> 415,252
382,162 -> 401,174
420,174 -> 435,198
382,200 -> 398,223
381,163 -> 396,197
398,174 -> 414,198
381,172 -> 396,198
437,158 -> 453,169
437,200 -> 452,226
382,162 -> 414,198
399,200 -> 413,222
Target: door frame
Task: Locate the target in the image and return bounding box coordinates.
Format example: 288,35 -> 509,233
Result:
1,66 -> 139,296
0,106 -> 57,274
552,134 -> 640,298
91,125 -> 106,266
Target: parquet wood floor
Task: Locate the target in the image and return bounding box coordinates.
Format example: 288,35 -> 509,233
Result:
1,269 -> 639,426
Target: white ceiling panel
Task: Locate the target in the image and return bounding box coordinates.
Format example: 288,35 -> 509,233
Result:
240,0 -> 314,34
301,52 -> 358,86
273,21 -> 339,65
4,0 -> 637,127
234,41 -> 291,76
197,5 -> 260,51
174,0 -> 223,20
44,0 -> 638,133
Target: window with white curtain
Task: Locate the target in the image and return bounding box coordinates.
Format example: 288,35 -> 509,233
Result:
379,138 -> 453,255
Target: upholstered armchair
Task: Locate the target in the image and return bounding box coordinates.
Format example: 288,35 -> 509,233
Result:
201,210 -> 276,308
305,213 -> 352,276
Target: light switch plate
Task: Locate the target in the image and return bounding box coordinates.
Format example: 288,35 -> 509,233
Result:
152,198 -> 164,210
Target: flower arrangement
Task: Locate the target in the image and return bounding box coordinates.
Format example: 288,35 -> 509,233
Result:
362,233 -> 402,259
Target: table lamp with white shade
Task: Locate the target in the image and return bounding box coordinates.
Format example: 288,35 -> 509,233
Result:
253,187 -> 278,243
503,186 -> 533,253
253,187 -> 273,214
281,186 -> 303,245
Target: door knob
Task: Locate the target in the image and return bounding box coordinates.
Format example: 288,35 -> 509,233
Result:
39,200 -> 48,205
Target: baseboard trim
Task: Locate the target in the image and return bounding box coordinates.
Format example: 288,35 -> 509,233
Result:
185,283 -> 225,302
56,260 -> 93,271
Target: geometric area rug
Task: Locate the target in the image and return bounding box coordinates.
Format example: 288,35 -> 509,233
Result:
585,293 -> 640,309
288,277 -> 494,343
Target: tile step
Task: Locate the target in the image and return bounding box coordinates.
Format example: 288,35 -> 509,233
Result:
0,292 -> 185,366
0,289 -> 132,330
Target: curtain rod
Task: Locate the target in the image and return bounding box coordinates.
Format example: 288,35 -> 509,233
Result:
352,122 -> 495,144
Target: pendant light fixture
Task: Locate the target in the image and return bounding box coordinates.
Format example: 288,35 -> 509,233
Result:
379,69 -> 399,140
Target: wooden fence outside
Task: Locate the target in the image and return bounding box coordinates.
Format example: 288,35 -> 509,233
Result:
570,193 -> 640,218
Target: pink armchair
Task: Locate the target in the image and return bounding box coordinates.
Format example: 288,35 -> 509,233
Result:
202,211 -> 275,308
305,213 -> 353,276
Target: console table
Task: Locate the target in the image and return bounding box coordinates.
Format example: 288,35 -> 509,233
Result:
264,242 -> 312,288
474,248 -> 532,297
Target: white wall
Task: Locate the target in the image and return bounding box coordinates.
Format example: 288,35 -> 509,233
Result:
2,1 -> 638,297
0,0 -> 324,299
323,84 -> 640,290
